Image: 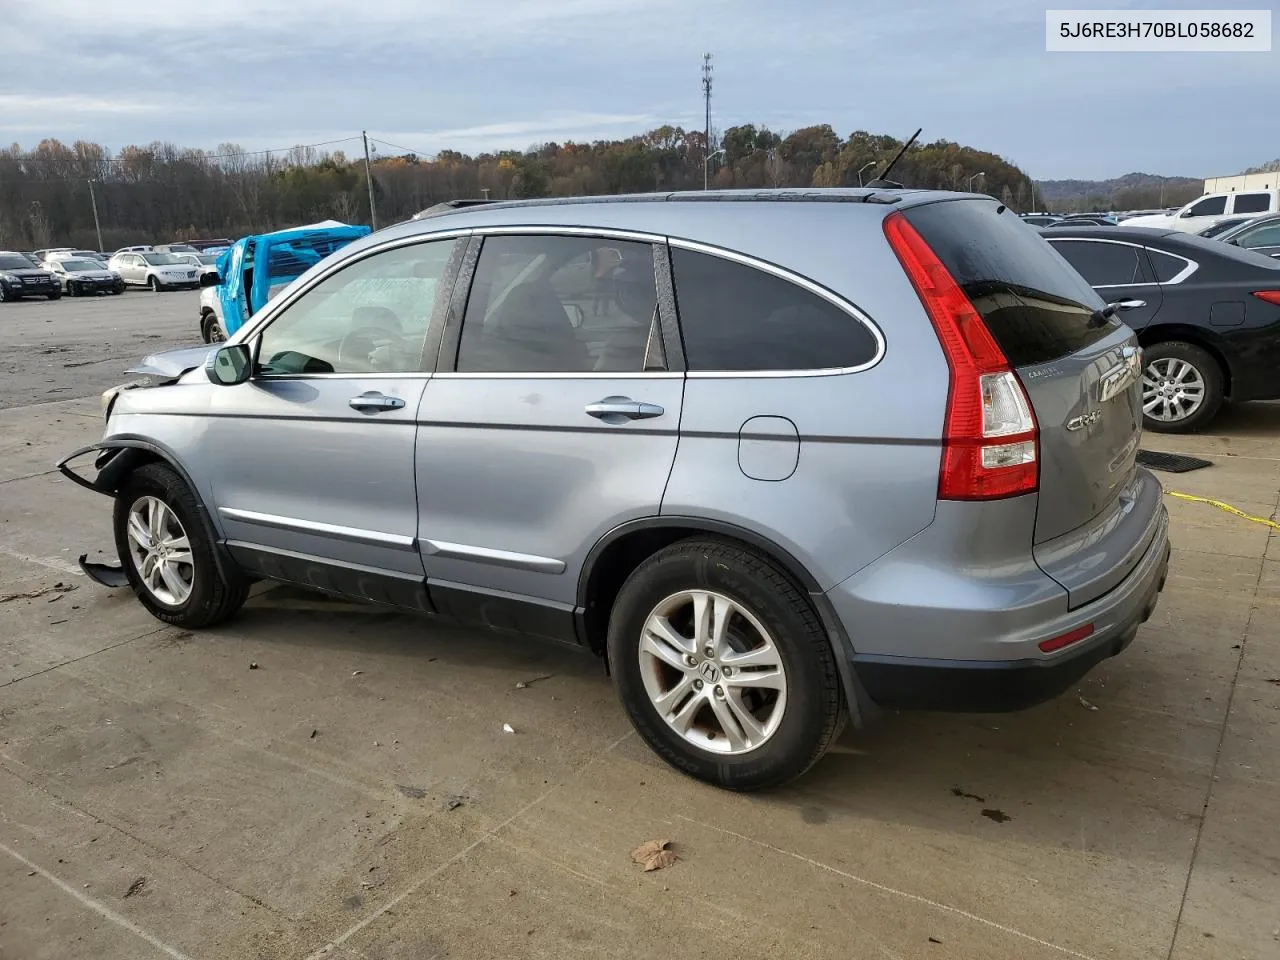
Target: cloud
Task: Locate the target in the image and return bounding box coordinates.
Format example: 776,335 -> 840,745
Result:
0,0 -> 1275,179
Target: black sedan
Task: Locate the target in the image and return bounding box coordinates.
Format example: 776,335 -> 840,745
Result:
44,258 -> 125,296
0,252 -> 62,301
1040,226 -> 1280,432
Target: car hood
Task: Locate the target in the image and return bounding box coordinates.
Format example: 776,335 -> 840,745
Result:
125,344 -> 217,380
0,268 -> 54,279
71,270 -> 116,280
1120,214 -> 1173,228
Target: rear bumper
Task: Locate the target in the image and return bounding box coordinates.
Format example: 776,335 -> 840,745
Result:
839,503 -> 1170,712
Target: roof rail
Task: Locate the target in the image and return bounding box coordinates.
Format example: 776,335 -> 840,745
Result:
411,199 -> 497,220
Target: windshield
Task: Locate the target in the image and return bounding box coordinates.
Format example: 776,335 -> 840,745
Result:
198,254 -> 218,265
142,253 -> 182,266
0,254 -> 32,269
61,259 -> 99,271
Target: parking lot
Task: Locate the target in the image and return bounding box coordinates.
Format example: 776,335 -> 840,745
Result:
1,295 -> 1278,960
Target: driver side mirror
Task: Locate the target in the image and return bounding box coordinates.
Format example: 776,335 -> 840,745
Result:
206,343 -> 252,385
200,271 -> 222,288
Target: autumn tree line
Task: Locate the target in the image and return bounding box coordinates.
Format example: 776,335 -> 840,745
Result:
2,125 -> 1051,250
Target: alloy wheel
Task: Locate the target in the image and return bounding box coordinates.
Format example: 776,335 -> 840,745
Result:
1142,357 -> 1206,423
125,495 -> 194,606
637,589 -> 788,755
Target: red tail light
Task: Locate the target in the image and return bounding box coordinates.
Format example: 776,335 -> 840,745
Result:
1253,290 -> 1280,305
884,211 -> 1039,500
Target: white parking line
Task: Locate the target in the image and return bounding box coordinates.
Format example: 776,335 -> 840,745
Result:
0,839 -> 193,960
0,546 -> 84,576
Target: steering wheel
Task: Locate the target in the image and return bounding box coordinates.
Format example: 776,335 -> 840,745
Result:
336,325 -> 411,371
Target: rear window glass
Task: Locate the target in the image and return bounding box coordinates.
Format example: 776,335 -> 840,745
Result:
903,199 -> 1114,367
1232,193 -> 1271,214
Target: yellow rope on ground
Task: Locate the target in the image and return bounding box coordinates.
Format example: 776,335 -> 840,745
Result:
1165,491 -> 1280,531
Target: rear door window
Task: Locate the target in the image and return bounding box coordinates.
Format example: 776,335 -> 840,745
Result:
1047,240 -> 1154,286
903,198 -> 1114,368
669,247 -> 879,371
1230,193 -> 1272,214
1239,223 -> 1280,248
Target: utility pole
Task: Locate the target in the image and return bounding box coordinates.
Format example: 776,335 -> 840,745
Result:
362,131 -> 378,230
702,53 -> 714,190
87,179 -> 103,251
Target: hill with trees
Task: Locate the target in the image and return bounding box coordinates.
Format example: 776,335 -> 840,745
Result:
1035,172 -> 1203,213
0,126 -> 1040,249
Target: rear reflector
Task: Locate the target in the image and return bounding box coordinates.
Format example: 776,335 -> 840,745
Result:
1252,290 -> 1280,305
883,211 -> 1039,500
1038,623 -> 1095,653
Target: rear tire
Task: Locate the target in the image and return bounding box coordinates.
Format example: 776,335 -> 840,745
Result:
1142,341 -> 1224,433
114,463 -> 249,628
607,538 -> 843,791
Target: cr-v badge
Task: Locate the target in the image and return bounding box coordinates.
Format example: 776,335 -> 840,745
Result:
1066,409 -> 1103,431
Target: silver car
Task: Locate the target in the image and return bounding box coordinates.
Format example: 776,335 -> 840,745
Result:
60,190 -> 1170,790
107,251 -> 201,291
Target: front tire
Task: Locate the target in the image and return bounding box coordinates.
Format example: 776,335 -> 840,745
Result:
114,463 -> 248,628
149,275 -> 162,292
607,538 -> 843,790
1142,341 -> 1224,433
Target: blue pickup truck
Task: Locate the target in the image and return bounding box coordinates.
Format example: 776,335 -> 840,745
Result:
198,221 -> 371,342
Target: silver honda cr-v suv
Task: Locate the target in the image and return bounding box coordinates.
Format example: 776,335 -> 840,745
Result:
60,189 -> 1170,790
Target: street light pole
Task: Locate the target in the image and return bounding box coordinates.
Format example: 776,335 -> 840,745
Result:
857,161 -> 876,187
87,179 -> 104,251
362,130 -> 378,230
968,171 -> 985,192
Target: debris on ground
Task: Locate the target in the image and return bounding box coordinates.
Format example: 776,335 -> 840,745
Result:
1078,695 -> 1099,711
502,723 -> 515,734
631,839 -> 678,872
928,936 -> 942,944
445,795 -> 466,811
351,670 -> 363,677
515,674 -> 553,689
950,787 -> 985,803
248,662 -> 259,670
0,582 -> 78,604
981,809 -> 1011,824
396,784 -> 426,799
123,877 -> 146,898
310,729 -> 318,738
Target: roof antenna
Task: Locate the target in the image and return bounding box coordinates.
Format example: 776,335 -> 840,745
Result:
864,127 -> 922,189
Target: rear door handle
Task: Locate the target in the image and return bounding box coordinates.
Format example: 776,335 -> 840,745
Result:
348,391 -> 405,412
585,396 -> 664,423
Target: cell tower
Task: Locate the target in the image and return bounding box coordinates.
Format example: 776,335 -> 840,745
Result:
702,52 -> 714,190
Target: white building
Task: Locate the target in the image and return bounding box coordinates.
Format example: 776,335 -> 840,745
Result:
1204,171 -> 1280,193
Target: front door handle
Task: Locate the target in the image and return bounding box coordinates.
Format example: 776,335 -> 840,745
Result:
349,391 -> 405,412
1114,299 -> 1147,310
585,396 -> 665,424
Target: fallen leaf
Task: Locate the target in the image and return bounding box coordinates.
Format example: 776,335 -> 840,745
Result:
1078,695 -> 1099,711
123,877 -> 146,899
928,936 -> 943,944
631,839 -> 678,872
310,729 -> 318,739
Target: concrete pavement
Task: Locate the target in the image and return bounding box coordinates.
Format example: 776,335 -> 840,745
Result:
1,297 -> 1277,959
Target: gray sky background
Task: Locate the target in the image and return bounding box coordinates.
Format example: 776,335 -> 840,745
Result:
1,0 -> 1276,180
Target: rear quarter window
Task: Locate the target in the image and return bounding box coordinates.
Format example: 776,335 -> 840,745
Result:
904,199 -> 1115,367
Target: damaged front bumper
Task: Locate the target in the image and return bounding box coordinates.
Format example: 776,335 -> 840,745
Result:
56,441 -> 142,587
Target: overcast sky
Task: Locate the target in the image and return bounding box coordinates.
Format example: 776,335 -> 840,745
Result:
1,0 -> 1275,180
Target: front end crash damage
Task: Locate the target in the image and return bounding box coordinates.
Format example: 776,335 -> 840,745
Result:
56,442 -> 156,587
